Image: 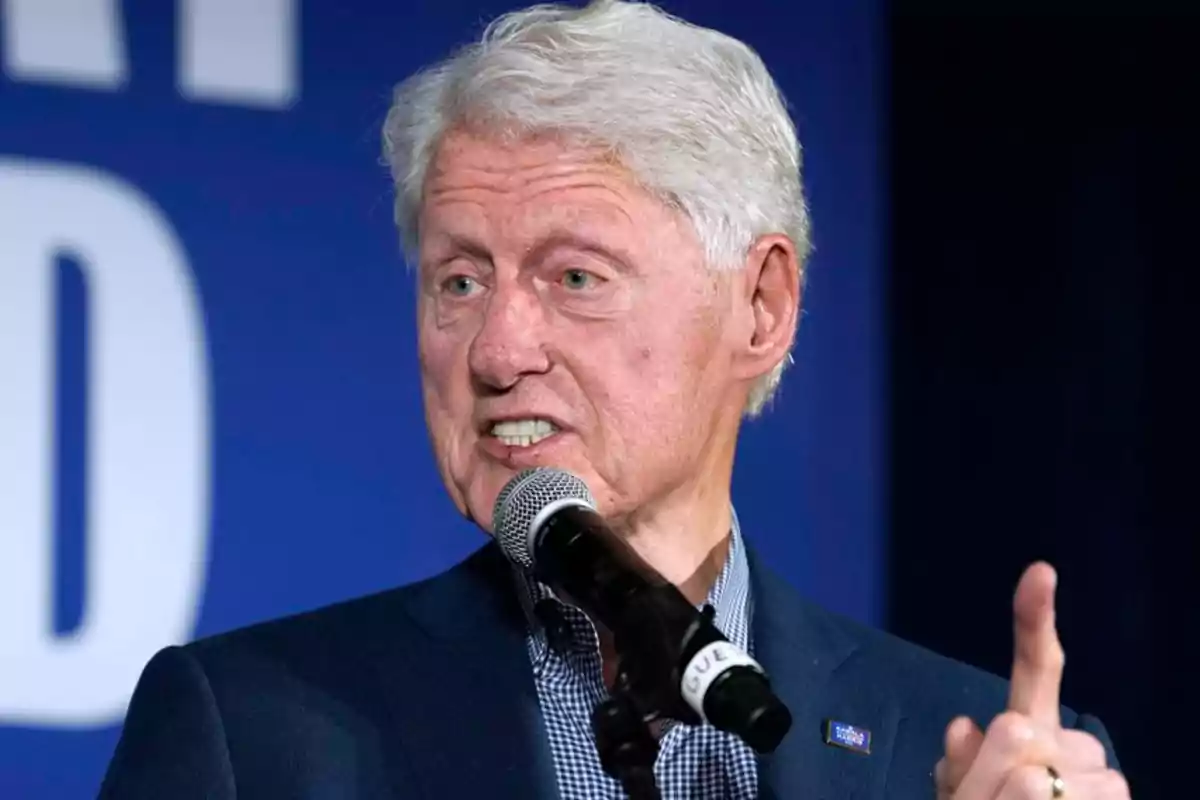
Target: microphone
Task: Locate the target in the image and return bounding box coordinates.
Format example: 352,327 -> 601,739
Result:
492,467 -> 792,754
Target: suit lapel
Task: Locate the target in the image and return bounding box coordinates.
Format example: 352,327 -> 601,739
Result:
382,544 -> 560,800
749,548 -> 899,800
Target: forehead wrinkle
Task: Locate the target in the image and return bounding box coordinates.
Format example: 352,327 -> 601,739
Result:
428,161 -> 635,204
427,175 -> 639,235
422,136 -> 671,258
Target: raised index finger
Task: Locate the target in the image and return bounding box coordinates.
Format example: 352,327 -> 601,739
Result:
1007,561 -> 1064,728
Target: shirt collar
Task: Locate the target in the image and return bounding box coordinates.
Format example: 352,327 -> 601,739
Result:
511,508 -> 754,659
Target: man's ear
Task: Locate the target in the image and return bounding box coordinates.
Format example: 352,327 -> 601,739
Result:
733,234 -> 801,382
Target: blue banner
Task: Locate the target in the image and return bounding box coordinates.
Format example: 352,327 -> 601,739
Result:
0,1 -> 882,796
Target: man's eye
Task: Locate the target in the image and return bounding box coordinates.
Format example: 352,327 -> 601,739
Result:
561,269 -> 599,290
441,275 -> 480,297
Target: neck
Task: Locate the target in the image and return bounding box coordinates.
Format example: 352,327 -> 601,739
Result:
608,425 -> 739,605
594,452 -> 736,693
622,489 -> 733,605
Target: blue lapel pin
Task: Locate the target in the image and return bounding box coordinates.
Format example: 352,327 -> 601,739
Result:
823,719 -> 872,755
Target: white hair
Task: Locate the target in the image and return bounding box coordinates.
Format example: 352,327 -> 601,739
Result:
382,0 -> 810,416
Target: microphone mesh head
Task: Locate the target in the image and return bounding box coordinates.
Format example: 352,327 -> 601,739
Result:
492,467 -> 595,568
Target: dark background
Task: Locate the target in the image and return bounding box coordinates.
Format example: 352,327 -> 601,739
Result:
887,8 -> 1196,797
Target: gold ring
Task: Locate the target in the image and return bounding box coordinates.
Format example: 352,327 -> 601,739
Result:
1047,765 -> 1066,798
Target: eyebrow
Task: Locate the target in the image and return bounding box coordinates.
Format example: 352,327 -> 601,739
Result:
523,229 -> 636,274
419,233 -> 495,275
425,228 -> 636,275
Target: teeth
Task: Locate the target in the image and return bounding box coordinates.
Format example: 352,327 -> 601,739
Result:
491,418 -> 558,447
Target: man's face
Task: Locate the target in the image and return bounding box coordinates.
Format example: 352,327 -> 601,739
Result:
417,129 -> 744,531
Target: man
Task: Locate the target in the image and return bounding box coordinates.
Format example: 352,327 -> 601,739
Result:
99,1 -> 1129,798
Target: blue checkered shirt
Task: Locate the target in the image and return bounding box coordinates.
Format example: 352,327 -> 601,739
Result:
513,513 -> 759,799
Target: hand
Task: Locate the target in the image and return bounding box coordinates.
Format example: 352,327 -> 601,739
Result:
933,562 -> 1130,799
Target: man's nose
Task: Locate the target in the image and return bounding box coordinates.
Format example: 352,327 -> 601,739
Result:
467,283 -> 551,392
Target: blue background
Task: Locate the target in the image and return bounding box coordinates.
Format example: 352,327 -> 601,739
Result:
0,1 -> 882,796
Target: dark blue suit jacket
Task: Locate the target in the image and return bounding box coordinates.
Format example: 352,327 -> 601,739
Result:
99,542 -> 1117,798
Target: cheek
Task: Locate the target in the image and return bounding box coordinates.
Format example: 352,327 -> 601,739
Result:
616,315 -> 727,435
593,330 -> 712,440
419,330 -> 472,437
628,314 -> 720,393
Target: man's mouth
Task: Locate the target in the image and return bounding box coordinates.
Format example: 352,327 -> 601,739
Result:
489,418 -> 560,448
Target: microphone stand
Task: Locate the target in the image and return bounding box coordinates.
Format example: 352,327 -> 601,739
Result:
590,605 -> 721,800
593,667 -> 661,800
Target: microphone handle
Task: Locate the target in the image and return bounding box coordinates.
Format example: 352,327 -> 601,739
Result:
531,504 -> 793,753
531,506 -> 725,723
532,504 -> 672,627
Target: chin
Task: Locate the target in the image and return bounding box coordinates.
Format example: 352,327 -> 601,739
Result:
463,457 -> 602,535
463,466 -> 520,535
